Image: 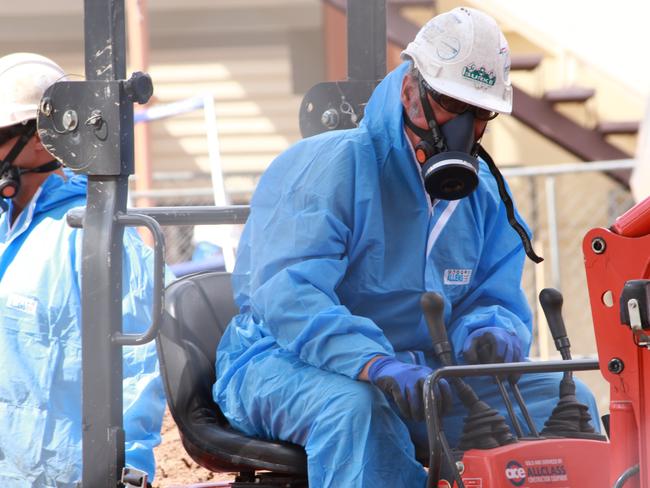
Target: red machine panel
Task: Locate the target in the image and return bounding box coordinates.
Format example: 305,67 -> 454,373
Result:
583,197 -> 650,488
449,438 -> 610,488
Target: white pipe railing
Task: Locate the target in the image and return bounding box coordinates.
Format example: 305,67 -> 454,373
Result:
133,94 -> 237,272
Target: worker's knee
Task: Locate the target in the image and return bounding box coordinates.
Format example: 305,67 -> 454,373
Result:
308,379 -> 405,443
321,380 -> 392,425
305,380 -> 422,488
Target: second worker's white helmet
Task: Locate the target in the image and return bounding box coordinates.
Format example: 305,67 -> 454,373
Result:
401,7 -> 512,114
0,53 -> 66,129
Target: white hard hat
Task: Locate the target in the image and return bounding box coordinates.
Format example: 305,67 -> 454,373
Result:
401,7 -> 512,114
0,53 -> 67,129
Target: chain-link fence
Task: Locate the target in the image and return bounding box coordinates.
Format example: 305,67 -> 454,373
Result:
503,160 -> 635,359
505,159 -> 635,411
140,192 -> 215,265
130,182 -> 252,267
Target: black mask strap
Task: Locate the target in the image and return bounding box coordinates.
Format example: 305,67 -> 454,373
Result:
0,122 -> 37,170
0,122 -> 59,201
403,108 -> 430,140
477,144 -> 544,264
20,160 -> 62,175
0,123 -> 37,199
416,74 -> 446,153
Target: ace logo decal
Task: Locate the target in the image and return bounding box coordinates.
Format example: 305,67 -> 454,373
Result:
505,460 -> 526,486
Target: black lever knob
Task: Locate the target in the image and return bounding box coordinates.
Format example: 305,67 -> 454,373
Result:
124,71 -> 153,105
421,292 -> 453,365
539,288 -> 571,359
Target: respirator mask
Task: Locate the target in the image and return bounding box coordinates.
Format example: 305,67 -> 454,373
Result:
404,73 -> 497,201
0,120 -> 61,199
404,73 -> 543,263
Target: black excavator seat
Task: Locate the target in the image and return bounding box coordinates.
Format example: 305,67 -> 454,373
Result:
156,271 -> 308,477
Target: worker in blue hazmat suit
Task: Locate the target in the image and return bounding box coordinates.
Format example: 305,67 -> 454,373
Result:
0,53 -> 166,487
214,8 -> 599,487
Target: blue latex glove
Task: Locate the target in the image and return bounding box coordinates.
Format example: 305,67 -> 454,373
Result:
368,356 -> 451,421
462,327 -> 523,364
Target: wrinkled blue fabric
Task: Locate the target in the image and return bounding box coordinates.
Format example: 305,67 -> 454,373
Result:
214,62 -> 599,488
0,169 -> 166,487
462,326 -> 523,364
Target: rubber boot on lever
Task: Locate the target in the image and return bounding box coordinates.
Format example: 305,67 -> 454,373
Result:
538,288 -> 598,437
421,292 -> 516,450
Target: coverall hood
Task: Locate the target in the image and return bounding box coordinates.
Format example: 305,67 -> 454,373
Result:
34,169 -> 87,215
359,61 -> 411,157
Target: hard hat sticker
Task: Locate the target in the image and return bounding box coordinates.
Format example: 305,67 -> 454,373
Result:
436,36 -> 461,60
462,64 -> 496,87
499,37 -> 511,80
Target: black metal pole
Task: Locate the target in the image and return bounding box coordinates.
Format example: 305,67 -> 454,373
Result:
82,1 -> 131,486
347,0 -> 386,81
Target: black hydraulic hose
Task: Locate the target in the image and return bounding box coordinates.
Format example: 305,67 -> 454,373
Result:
613,465 -> 640,488
509,377 -> 540,437
495,376 -> 524,438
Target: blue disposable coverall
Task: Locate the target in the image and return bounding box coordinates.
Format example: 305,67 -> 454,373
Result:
214,62 -> 598,487
0,169 -> 166,487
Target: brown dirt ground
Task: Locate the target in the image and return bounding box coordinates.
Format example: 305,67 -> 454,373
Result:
154,408 -> 236,487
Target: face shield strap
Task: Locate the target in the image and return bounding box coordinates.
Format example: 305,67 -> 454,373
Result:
477,144 -> 544,264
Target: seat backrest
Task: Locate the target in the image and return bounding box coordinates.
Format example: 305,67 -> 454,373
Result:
157,270 -> 308,475
158,271 -> 238,426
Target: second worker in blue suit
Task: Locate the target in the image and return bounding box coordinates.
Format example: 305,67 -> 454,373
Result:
0,53 -> 166,488
214,7 -> 599,488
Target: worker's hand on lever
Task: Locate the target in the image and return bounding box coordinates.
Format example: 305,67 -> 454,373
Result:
366,356 -> 451,421
462,327 -> 523,365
